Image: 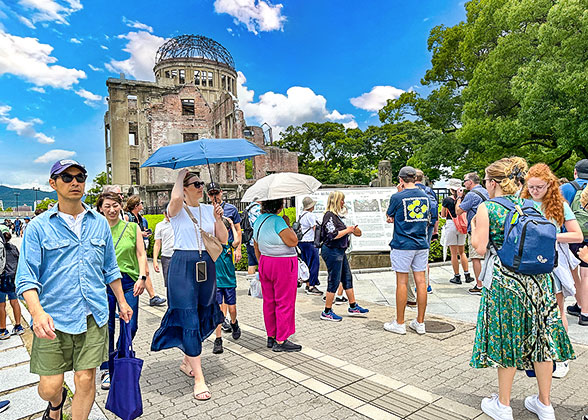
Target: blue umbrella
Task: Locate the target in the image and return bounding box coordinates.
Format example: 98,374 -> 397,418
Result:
141,138 -> 266,181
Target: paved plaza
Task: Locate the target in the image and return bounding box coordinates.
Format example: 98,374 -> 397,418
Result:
1,239 -> 587,419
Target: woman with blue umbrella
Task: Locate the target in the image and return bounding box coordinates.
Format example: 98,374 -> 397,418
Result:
151,169 -> 227,401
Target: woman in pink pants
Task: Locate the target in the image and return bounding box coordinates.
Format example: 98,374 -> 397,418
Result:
253,198 -> 301,352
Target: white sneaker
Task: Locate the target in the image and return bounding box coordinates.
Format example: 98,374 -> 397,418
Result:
552,361 -> 569,378
481,394 -> 513,420
409,319 -> 426,335
383,320 -> 406,335
524,395 -> 555,420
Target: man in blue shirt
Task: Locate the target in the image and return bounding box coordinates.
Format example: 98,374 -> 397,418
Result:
456,172 -> 489,295
561,159 -> 588,325
16,160 -> 132,420
384,166 -> 430,336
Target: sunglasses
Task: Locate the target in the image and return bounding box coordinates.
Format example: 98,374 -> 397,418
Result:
53,172 -> 87,183
188,181 -> 205,188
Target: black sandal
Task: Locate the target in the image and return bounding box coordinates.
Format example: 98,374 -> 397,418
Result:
42,386 -> 67,420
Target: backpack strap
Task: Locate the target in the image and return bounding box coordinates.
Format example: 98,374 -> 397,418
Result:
114,222 -> 130,249
255,215 -> 272,241
471,189 -> 487,202
571,180 -> 582,192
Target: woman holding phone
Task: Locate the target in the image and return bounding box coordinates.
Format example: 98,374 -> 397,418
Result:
151,170 -> 228,401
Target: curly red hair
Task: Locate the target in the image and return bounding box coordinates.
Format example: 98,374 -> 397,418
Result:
521,163 -> 565,226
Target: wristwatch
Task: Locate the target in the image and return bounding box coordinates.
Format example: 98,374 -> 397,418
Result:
140,275 -> 147,281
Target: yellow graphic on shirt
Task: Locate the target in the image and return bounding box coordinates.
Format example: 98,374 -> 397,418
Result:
403,198 -> 429,222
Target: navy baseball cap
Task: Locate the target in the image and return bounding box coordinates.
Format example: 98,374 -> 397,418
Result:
50,159 -> 87,176
207,182 -> 221,193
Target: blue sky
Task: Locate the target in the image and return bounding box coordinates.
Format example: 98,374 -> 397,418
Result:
0,0 -> 466,190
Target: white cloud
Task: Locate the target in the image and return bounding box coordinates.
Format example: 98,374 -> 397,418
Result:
29,86 -> 46,93
105,31 -> 165,81
214,0 -> 286,35
88,64 -> 102,72
349,85 -> 405,112
17,0 -> 82,26
17,15 -> 35,29
69,37 -> 81,44
100,44 -> 108,50
237,71 -> 356,138
122,16 -> 153,33
75,88 -> 103,107
0,29 -> 86,89
0,104 -> 55,143
34,149 -> 76,163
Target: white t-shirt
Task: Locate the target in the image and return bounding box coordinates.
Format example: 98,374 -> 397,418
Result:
170,204 -> 216,251
154,219 -> 175,257
58,208 -> 88,239
298,211 -> 318,242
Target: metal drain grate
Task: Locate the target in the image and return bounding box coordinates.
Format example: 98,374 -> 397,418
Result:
407,404 -> 469,420
370,391 -> 428,418
340,379 -> 392,403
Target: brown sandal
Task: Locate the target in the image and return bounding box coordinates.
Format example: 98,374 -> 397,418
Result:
42,387 -> 67,420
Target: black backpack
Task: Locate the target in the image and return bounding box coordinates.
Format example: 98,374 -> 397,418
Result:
291,212 -> 314,241
240,208 -> 254,243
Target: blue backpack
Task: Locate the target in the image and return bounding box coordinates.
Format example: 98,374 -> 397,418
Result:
416,184 -> 438,223
490,197 -> 557,275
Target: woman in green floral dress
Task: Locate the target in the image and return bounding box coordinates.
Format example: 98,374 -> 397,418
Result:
470,157 -> 575,420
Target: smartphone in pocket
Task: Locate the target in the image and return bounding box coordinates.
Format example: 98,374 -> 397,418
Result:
196,261 -> 207,282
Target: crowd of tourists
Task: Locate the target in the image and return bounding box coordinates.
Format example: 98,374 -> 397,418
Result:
0,156 -> 587,420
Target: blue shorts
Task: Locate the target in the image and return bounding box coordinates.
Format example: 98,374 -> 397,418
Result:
216,287 -> 237,306
246,243 -> 258,267
0,291 -> 18,301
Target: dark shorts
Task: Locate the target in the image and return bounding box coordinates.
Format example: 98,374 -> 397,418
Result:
321,246 -> 353,293
570,241 -> 588,268
216,287 -> 237,306
246,243 -> 258,267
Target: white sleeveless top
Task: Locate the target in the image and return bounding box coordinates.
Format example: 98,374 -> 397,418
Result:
169,204 -> 216,251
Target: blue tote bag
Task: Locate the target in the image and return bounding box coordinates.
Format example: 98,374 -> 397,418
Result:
105,320 -> 144,420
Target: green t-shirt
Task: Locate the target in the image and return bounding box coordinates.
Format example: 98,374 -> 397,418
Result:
111,220 -> 140,281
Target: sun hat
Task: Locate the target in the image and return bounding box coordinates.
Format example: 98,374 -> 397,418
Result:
302,197 -> 316,210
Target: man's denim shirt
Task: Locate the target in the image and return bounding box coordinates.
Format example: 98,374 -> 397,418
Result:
16,204 -> 121,334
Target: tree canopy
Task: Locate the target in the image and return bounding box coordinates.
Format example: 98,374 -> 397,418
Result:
84,172 -> 108,206
381,0 -> 587,177
277,0 -> 586,183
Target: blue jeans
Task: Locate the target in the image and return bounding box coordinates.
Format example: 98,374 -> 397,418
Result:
299,242 -> 320,287
100,273 -> 139,371
321,246 -> 352,293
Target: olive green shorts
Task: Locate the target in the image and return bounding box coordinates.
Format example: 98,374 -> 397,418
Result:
30,315 -> 108,376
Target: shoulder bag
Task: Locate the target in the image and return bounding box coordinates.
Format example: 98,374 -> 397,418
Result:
183,204 -> 223,262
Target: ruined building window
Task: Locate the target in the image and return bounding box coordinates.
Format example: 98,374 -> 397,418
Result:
181,99 -> 195,115
165,71 -> 171,78
130,162 -> 140,185
208,72 -> 213,87
183,133 -> 199,142
194,70 -> 200,85
105,124 -> 110,148
201,71 -> 207,87
171,70 -> 178,79
106,163 -> 112,183
221,75 -> 226,90
129,123 -> 138,146
179,69 -> 185,84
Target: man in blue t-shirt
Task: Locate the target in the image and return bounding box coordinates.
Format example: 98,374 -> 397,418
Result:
561,159 -> 588,326
384,166 -> 430,336
456,172 -> 489,295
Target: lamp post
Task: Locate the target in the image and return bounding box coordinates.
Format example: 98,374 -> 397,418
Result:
32,187 -> 40,210
14,192 -> 20,214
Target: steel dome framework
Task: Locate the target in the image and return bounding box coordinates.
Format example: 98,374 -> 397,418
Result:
155,35 -> 235,70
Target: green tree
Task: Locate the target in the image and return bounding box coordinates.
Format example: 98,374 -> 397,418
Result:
35,198 -> 57,211
84,172 -> 108,206
381,0 -> 588,177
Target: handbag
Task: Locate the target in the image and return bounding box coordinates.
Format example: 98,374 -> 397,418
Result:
105,320 -> 144,420
183,204 -> 223,262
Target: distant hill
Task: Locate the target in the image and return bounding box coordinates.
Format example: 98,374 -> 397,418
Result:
0,185 -> 57,209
